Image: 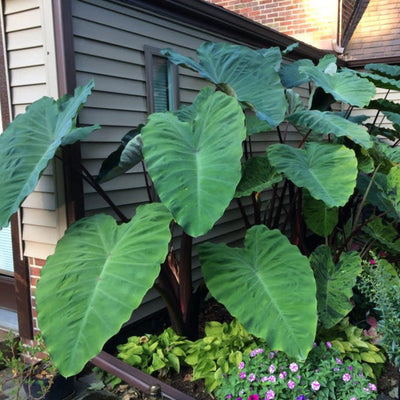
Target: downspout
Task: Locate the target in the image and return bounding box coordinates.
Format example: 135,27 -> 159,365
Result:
332,0 -> 344,53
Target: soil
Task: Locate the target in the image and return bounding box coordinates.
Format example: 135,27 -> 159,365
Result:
105,300 -> 399,400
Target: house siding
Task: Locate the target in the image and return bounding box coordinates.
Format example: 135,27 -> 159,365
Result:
70,0 -> 304,321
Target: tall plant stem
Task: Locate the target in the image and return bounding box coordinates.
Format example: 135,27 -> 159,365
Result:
141,160 -> 153,203
252,192 -> 261,225
272,180 -> 288,228
236,198 -> 251,229
369,89 -> 390,133
277,125 -> 284,144
266,184 -> 278,227
298,129 -> 312,149
79,163 -> 129,223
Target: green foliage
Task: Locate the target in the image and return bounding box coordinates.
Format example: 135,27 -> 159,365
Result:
358,256 -> 400,369
2,40 -> 400,378
185,320 -> 260,392
216,342 -> 378,400
310,246 -> 362,329
117,327 -> 190,378
320,318 -> 386,380
199,225 -> 317,360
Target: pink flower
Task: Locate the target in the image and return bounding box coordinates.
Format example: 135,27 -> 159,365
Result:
326,341 -> 332,348
248,373 -> 256,383
240,372 -> 246,379
239,362 -> 245,370
335,357 -> 342,364
289,362 -> 299,372
311,380 -> 320,391
287,380 -> 296,389
226,395 -> 232,399
248,395 -> 259,400
370,259 -> 376,265
268,375 -> 276,383
342,373 -> 351,382
279,371 -> 287,379
368,383 -> 377,391
265,390 -> 275,400
269,364 -> 275,373
350,397 -> 357,400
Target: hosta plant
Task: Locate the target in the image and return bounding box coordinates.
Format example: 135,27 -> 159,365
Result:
0,41 -> 400,378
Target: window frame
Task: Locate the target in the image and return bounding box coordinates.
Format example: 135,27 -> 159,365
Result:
144,45 -> 179,114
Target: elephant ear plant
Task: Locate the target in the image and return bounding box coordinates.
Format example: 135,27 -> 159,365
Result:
0,41 -> 400,379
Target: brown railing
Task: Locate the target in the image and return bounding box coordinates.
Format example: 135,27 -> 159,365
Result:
91,351 -> 196,400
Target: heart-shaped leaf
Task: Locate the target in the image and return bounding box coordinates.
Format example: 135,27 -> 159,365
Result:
36,203 -> 172,377
310,245 -> 361,329
198,225 -> 317,360
162,42 -> 287,126
363,218 -> 400,254
0,81 -> 99,228
142,90 -> 246,237
286,110 -> 372,148
267,143 -> 358,207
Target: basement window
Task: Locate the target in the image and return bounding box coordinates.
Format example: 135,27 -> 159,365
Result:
144,46 -> 179,113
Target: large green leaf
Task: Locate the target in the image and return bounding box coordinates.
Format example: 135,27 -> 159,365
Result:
286,110 -> 372,148
162,42 -> 287,126
279,59 -> 314,88
142,91 -> 245,237
365,63 -> 400,79
387,165 -> 400,215
235,156 -> 282,198
0,81 -> 99,228
356,70 -> 400,91
245,114 -> 274,136
302,190 -> 338,237
366,98 -> 400,115
299,67 -> 376,107
36,203 -> 172,377
198,225 -> 317,359
267,143 -> 358,207
310,245 -> 361,329
97,126 -> 143,183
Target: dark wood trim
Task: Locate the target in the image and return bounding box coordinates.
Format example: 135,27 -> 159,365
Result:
0,275 -> 17,311
92,351 -> 196,400
120,0 -> 333,63
53,0 -> 85,225
0,1 -> 33,338
346,56 -> 400,69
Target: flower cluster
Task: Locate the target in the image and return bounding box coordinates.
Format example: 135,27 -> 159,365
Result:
215,343 -> 378,400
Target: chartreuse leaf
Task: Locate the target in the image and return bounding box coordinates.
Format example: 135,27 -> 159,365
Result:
198,225 -> 317,360
235,156 -> 282,198
267,143 -> 358,208
162,42 -> 287,126
142,91 -> 245,237
299,66 -> 376,107
0,80 -> 98,228
303,190 -> 338,237
286,110 -> 372,148
36,203 -> 172,377
97,126 -> 143,183
310,245 -> 361,329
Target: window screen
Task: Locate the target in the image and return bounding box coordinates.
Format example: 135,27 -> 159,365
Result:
0,224 -> 13,275
145,46 -> 179,113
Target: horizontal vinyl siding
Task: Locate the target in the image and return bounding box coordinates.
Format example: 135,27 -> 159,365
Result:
4,0 -> 60,259
71,0 -> 307,322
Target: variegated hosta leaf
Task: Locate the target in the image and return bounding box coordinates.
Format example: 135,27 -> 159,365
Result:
36,203 -> 172,377
310,245 -> 361,329
0,81 -> 99,228
303,190 -> 338,237
198,225 -> 317,360
267,142 -> 358,208
286,110 -> 372,149
142,90 -> 246,237
235,156 -> 282,197
162,42 -> 287,126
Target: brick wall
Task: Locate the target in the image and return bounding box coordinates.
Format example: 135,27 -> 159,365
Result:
28,257 -> 46,336
206,0 -> 339,50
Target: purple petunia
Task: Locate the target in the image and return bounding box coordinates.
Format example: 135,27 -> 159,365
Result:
368,383 -> 377,392
289,362 -> 299,372
248,373 -> 256,383
311,380 -> 320,391
342,373 -> 351,382
326,341 -> 332,348
239,362 -> 245,370
265,389 -> 275,400
296,396 -> 306,400
269,364 -> 276,373
240,372 -> 246,379
287,380 -> 296,390
248,395 -> 259,400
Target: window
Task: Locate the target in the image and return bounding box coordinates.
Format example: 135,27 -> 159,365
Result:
144,46 -> 179,113
0,224 -> 14,276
